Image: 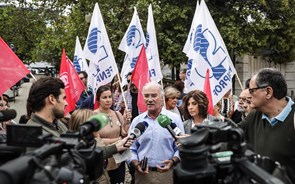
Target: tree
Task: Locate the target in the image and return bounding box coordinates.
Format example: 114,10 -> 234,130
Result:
1,0 -> 294,69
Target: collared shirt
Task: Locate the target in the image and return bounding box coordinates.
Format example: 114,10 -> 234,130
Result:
262,96 -> 294,126
127,108 -> 184,167
27,113 -> 68,137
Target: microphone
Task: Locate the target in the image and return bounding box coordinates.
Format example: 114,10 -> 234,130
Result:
157,114 -> 177,140
170,122 -> 182,136
0,109 -> 17,122
79,113 -> 109,136
124,122 -> 147,146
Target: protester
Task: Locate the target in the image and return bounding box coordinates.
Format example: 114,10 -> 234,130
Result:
128,81 -> 184,184
174,80 -> 186,106
182,90 -> 216,134
213,101 -> 225,121
93,85 -> 131,184
164,86 -> 183,120
242,90 -> 253,117
116,72 -> 140,121
0,95 -> 13,132
76,71 -> 93,109
26,77 -> 68,137
239,68 -> 295,183
68,109 -> 134,184
231,89 -> 248,123
178,68 -> 188,93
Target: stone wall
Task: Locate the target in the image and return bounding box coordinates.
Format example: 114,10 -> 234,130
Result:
234,55 -> 295,99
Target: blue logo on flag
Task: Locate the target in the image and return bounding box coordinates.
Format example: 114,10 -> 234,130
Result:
73,55 -> 81,72
87,28 -> 100,54
87,27 -> 109,63
193,24 -> 227,80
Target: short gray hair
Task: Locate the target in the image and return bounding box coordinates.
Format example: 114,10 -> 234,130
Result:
142,81 -> 164,97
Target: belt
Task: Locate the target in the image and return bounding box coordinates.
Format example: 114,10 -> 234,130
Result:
149,167 -> 158,172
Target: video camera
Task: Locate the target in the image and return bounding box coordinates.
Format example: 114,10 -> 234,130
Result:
0,113 -> 109,184
174,119 -> 286,184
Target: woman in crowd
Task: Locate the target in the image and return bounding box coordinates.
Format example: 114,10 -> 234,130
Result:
164,86 -> 184,120
182,90 -> 216,134
93,85 -> 131,184
68,109 -> 133,184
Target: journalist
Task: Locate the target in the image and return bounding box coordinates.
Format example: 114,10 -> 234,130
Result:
26,77 -> 68,137
239,68 -> 295,183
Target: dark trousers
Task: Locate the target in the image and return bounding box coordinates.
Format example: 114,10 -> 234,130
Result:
108,162 -> 126,184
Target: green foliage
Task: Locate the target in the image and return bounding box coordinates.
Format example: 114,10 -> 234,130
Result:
0,0 -> 295,70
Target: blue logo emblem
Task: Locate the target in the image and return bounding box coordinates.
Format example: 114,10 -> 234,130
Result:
126,25 -> 144,68
87,27 -> 109,63
73,55 -> 81,72
193,24 -> 227,80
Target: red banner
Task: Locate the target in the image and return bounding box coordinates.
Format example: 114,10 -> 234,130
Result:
204,69 -> 214,115
0,37 -> 30,95
131,45 -> 150,112
59,49 -> 85,115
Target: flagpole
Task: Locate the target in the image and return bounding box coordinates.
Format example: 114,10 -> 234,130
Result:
235,73 -> 244,90
116,73 -> 128,112
160,80 -> 166,108
29,72 -> 37,81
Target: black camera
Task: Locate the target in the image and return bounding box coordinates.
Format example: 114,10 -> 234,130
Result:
0,117 -> 106,184
174,119 -> 286,184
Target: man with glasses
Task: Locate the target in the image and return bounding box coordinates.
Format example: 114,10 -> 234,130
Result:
76,71 -> 92,109
239,68 -> 295,183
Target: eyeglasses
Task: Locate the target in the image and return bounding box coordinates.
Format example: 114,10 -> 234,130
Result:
79,77 -> 85,80
248,85 -> 268,94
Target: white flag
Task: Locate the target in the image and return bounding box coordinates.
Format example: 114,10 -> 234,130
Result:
183,2 -> 200,92
83,3 -> 119,94
187,0 -> 237,105
119,7 -> 146,86
73,36 -> 88,73
146,4 -> 163,82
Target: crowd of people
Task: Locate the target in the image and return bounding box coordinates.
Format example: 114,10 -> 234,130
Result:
0,67 -> 294,184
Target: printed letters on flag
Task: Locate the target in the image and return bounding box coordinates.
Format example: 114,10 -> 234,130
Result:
73,36 -> 88,73
131,45 -> 150,112
84,3 -> 119,95
119,7 -> 146,87
146,4 -> 163,82
0,37 -> 30,95
186,0 -> 237,106
59,49 -> 84,115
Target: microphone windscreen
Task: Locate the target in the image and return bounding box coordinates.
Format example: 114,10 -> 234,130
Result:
135,122 -> 146,134
87,113 -> 109,131
157,114 -> 171,128
0,109 -> 17,122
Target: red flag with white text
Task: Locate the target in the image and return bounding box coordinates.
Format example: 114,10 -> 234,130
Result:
131,45 -> 150,112
204,69 -> 214,115
59,49 -> 85,115
0,37 -> 30,95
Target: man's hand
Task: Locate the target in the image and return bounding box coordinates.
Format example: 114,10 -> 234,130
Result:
156,159 -> 173,173
131,160 -> 148,174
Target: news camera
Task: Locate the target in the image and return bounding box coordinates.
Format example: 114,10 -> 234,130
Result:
0,113 -> 110,184
174,118 -> 287,184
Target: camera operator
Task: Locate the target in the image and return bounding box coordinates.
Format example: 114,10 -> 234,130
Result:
239,68 -> 295,183
26,77 -> 68,137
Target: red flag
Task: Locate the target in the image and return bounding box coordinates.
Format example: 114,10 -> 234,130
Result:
203,69 -> 214,115
59,49 -> 85,115
0,37 -> 30,95
131,45 -> 150,112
